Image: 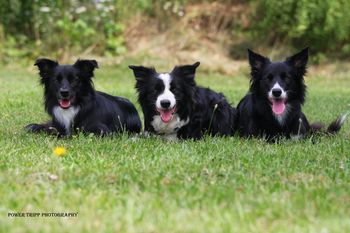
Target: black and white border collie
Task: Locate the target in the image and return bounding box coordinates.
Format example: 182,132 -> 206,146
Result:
236,48 -> 346,140
26,58 -> 141,136
129,62 -> 236,140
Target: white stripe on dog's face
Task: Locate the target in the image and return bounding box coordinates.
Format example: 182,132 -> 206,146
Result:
268,82 -> 287,99
156,73 -> 176,109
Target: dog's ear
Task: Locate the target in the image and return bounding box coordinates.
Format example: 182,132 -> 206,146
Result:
171,62 -> 200,80
74,59 -> 98,78
34,58 -> 58,81
248,49 -> 269,74
286,47 -> 309,69
129,65 -> 156,82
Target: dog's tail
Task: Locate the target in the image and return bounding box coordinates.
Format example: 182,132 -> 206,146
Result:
326,114 -> 348,134
310,113 -> 348,135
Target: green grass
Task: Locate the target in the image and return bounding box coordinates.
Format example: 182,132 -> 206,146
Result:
0,64 -> 349,233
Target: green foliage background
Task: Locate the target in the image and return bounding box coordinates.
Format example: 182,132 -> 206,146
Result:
251,0 -> 350,60
0,0 -> 349,63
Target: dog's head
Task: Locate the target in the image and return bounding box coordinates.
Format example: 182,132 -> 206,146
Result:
129,62 -> 200,123
248,48 -> 308,115
35,59 -> 98,109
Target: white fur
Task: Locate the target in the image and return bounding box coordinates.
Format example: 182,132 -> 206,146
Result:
53,106 -> 80,134
151,114 -> 189,139
290,134 -> 303,140
268,82 -> 287,99
156,73 -> 176,109
274,104 -> 290,125
291,118 -> 305,139
339,113 -> 349,126
269,82 -> 289,125
162,133 -> 179,141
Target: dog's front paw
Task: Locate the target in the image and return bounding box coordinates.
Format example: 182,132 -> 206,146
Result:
25,124 -> 59,135
47,126 -> 60,135
25,123 -> 45,133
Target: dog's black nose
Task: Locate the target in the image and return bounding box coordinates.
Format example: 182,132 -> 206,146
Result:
60,89 -> 69,98
160,100 -> 171,109
272,89 -> 282,97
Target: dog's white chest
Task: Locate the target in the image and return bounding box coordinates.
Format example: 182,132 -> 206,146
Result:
53,106 -> 80,134
151,114 -> 189,139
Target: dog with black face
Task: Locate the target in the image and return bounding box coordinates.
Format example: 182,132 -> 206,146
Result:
129,62 -> 236,140
25,58 -> 142,136
236,48 -> 346,140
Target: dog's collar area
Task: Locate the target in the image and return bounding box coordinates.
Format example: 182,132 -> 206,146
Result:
151,114 -> 189,136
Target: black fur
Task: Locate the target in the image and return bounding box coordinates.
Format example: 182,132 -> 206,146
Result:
129,62 -> 236,140
236,48 -> 345,140
25,58 -> 141,136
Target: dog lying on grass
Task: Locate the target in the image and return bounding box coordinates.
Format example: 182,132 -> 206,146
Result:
129,62 -> 236,140
235,48 -> 346,140
26,59 -> 141,137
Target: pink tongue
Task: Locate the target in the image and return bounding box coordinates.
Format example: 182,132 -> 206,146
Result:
60,100 -> 71,109
272,100 -> 285,115
160,110 -> 173,123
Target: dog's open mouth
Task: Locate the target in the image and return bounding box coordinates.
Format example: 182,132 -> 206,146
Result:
269,98 -> 286,115
157,107 -> 176,123
59,99 -> 71,109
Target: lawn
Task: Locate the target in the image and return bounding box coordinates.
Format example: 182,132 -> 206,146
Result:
0,63 -> 349,233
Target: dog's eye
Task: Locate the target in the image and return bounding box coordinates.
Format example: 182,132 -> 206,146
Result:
267,74 -> 273,81
155,83 -> 163,92
68,76 -> 77,83
280,72 -> 286,80
56,76 -> 62,82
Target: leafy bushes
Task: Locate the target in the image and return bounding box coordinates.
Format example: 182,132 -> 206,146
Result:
0,0 -> 349,63
0,0 -> 128,62
250,0 -> 350,59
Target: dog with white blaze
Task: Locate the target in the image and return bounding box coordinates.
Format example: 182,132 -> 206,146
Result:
236,48 -> 347,141
129,62 -> 236,140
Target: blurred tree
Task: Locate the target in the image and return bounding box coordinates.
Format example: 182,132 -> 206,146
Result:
250,0 -> 350,59
0,0 -> 349,63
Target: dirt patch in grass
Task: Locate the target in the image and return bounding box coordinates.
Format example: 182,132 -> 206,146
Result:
122,1 -> 249,74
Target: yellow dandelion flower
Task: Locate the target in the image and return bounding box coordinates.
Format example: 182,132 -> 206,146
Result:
53,146 -> 66,157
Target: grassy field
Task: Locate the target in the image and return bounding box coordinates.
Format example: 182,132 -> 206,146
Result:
0,63 -> 349,233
